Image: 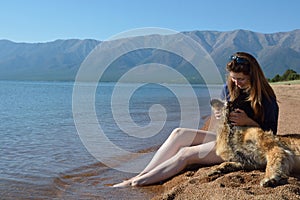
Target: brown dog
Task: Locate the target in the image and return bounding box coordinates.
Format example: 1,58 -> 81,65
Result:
209,99 -> 300,187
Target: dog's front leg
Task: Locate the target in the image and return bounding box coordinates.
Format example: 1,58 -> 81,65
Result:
260,146 -> 293,187
208,161 -> 243,177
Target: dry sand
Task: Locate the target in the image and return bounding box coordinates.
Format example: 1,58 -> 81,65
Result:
149,83 -> 300,200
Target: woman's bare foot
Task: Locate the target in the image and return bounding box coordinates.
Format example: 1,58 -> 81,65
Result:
112,172 -> 147,187
112,179 -> 133,187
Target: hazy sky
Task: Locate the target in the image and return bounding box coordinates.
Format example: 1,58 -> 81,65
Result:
1,0 -> 299,42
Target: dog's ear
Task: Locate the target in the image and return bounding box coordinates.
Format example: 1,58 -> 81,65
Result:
210,99 -> 225,109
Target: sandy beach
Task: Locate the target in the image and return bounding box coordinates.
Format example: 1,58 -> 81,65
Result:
148,83 -> 300,200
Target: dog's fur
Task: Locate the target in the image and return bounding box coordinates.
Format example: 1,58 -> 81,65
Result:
209,99 -> 300,187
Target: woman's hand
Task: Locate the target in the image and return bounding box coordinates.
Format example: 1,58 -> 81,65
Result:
229,109 -> 260,127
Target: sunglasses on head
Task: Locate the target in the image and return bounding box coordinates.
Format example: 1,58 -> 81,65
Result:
230,55 -> 249,64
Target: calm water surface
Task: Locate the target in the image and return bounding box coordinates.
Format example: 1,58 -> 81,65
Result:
0,81 -> 221,199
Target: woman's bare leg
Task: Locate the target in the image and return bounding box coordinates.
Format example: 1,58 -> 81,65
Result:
113,128 -> 219,187
138,128 -> 217,174
130,141 -> 222,186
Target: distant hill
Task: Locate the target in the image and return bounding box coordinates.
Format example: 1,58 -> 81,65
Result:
184,29 -> 300,79
0,39 -> 100,81
0,29 -> 299,81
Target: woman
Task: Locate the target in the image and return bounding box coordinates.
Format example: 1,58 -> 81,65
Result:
113,52 -> 279,187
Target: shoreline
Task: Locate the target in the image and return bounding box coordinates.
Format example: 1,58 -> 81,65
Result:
149,83 -> 300,200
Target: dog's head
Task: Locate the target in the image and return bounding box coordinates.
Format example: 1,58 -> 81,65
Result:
210,99 -> 225,111
210,99 -> 233,124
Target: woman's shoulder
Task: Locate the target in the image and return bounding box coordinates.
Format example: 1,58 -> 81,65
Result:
262,92 -> 277,103
262,93 -> 278,110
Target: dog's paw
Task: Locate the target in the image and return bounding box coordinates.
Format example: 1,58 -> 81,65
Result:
260,178 -> 276,187
207,169 -> 222,177
260,177 -> 288,187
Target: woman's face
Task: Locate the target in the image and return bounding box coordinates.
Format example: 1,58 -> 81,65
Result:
229,72 -> 251,89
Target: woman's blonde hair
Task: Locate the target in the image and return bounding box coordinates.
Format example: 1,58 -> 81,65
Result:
226,52 -> 276,122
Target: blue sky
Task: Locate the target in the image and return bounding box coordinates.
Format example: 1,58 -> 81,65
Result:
1,0 -> 299,42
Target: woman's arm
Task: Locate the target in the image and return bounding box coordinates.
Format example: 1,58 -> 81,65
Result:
260,97 -> 279,134
229,97 -> 279,135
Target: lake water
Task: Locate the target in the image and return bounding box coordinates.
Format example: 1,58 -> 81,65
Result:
0,81 -> 222,199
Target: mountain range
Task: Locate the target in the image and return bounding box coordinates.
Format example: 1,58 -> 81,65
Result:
0,29 -> 299,82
